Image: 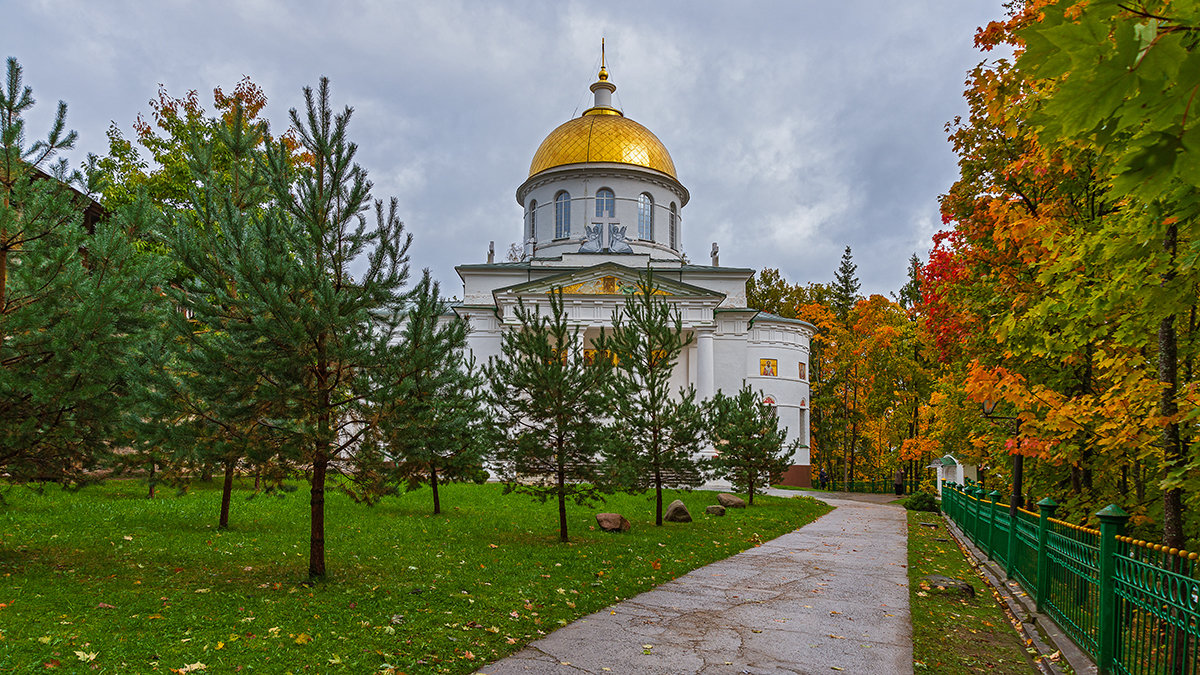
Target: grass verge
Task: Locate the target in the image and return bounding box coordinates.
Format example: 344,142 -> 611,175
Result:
907,509 -> 1039,673
0,479 -> 829,673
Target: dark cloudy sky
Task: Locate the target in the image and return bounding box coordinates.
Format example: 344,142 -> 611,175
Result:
4,1 -> 1011,298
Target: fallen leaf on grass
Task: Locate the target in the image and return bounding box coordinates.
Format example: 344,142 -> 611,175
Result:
176,663 -> 206,673
294,633 -> 312,645
38,636 -> 51,644
43,660 -> 60,669
74,652 -> 98,663
96,603 -> 115,609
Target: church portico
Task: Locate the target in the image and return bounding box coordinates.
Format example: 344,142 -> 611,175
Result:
453,54 -> 816,487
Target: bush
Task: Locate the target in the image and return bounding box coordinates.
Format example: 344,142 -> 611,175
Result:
901,491 -> 941,513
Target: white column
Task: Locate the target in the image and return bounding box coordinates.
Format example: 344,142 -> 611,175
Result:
696,329 -> 714,401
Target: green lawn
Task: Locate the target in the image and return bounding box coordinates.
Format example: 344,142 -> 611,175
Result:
0,479 -> 829,673
907,509 -> 1039,673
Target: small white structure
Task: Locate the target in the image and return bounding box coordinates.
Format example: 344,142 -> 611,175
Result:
453,57 -> 816,485
929,454 -> 978,496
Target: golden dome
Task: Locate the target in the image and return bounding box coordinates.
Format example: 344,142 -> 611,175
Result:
528,112 -> 677,179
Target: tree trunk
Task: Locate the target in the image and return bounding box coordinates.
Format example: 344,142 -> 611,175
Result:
1160,223 -> 1184,550
430,464 -> 441,515
148,461 -> 156,499
1160,312 -> 1183,549
848,377 -> 859,488
1134,460 -> 1145,505
310,335 -> 331,578
309,451 -> 328,578
556,439 -> 568,543
848,420 -> 859,489
654,465 -> 663,527
219,458 -> 235,529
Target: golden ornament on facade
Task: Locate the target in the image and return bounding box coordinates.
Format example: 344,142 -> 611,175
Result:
528,113 -> 677,179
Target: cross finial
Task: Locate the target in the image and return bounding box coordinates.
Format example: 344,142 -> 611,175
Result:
598,38 -> 608,81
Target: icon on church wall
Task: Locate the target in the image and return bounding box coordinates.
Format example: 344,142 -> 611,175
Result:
798,362 -> 807,380
602,276 -> 617,294
583,348 -> 617,366
762,395 -> 776,407
760,358 -> 777,376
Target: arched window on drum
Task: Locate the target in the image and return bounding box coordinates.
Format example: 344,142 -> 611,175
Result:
595,188 -> 615,218
668,201 -> 678,250
637,192 -> 654,240
555,191 -> 571,239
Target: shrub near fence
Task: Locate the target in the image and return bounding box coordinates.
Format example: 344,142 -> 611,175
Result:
941,482 -> 1199,675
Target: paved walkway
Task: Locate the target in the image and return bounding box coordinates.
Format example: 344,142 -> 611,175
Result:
477,491 -> 912,675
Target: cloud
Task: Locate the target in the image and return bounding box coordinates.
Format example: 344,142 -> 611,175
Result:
2,0 -> 1011,296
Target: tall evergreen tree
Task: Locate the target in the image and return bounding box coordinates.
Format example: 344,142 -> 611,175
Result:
367,275 -> 487,515
707,385 -> 794,505
484,289 -> 613,543
896,254 -> 923,311
594,270 -> 707,526
831,245 -> 861,321
0,57 -> 162,484
166,77 -> 415,578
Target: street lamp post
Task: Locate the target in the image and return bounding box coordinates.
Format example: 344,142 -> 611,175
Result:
983,399 -> 1024,516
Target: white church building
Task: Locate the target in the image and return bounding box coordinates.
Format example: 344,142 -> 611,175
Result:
453,58 -> 816,487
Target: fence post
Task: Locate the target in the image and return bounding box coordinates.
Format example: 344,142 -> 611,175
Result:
987,490 -> 1002,560
972,486 -> 984,545
982,489 -> 995,558
966,486 -> 976,543
1096,504 -> 1128,675
1035,497 -> 1057,613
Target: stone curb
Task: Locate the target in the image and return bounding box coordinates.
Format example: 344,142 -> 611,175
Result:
942,515 -> 1097,675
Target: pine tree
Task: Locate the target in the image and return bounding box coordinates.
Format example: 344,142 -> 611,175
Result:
707,384 -> 794,505
147,100 -> 285,526
368,275 -> 488,515
831,245 -> 861,321
484,289 -> 613,542
594,270 -> 707,526
0,57 -> 162,484
166,77 -> 414,578
896,254 -> 922,311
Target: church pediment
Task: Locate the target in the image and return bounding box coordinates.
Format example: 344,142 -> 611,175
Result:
494,262 -> 725,301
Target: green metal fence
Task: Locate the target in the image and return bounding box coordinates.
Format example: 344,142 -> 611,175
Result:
941,482 -> 1199,675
